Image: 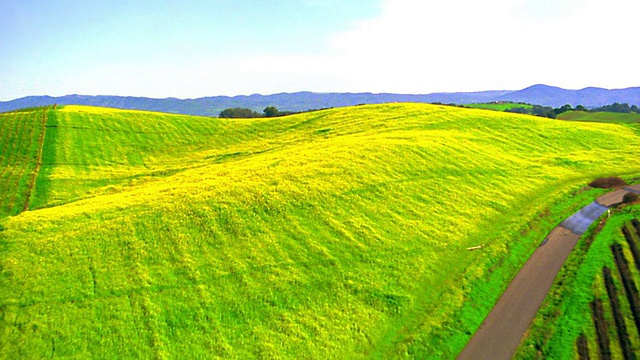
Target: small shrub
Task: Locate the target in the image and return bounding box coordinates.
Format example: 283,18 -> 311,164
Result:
622,192 -> 638,204
589,177 -> 627,188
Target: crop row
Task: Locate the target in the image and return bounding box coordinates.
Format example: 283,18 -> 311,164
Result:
0,111 -> 39,215
581,220 -> 640,360
611,243 -> 640,334
602,266 -> 633,360
576,333 -> 590,360
590,297 -> 611,360
622,225 -> 640,270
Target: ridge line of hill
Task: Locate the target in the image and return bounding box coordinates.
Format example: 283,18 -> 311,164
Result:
1,84 -> 639,116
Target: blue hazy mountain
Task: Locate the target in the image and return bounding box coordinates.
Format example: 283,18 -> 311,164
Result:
496,84 -> 640,108
1,85 -> 638,116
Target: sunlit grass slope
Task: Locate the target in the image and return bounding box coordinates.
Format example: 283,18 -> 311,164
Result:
1,104 -> 640,358
30,105 -> 294,209
0,108 -> 46,216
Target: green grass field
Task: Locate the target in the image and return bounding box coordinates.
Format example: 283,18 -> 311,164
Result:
558,110 -> 640,123
465,102 -> 533,111
1,104 -> 640,358
0,108 -> 47,216
516,204 -> 640,359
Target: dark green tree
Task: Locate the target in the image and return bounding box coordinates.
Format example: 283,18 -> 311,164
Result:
554,104 -> 573,115
531,105 -> 556,119
505,107 -> 529,114
592,103 -> 633,113
263,106 -> 279,117
218,108 -> 263,118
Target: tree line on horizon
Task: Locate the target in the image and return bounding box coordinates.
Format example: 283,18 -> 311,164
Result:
506,102 -> 639,119
219,102 -> 640,119
218,106 -> 331,118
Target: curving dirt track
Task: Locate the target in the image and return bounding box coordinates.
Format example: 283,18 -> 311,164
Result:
457,187 -> 637,360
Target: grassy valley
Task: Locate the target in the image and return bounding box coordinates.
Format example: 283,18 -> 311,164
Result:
1,104 -> 640,358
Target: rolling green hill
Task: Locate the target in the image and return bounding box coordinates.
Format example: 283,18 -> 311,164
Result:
1,104 -> 640,358
558,110 -> 640,123
465,102 -> 532,111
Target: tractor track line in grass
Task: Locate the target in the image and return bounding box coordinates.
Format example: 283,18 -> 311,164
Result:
22,107 -> 48,212
457,187 -> 637,360
1,112 -> 31,213
54,125 -> 172,135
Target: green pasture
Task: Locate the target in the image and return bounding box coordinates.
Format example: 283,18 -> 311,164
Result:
558,111 -> 640,123
0,108 -> 46,216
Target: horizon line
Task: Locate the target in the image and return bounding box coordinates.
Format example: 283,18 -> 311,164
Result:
3,84 -> 640,103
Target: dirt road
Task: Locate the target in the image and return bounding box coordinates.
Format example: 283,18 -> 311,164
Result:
457,187 -> 636,360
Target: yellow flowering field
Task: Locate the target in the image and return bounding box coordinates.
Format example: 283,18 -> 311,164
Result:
1,103 -> 639,358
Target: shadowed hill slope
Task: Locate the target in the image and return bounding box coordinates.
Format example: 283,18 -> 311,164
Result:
1,104 -> 639,358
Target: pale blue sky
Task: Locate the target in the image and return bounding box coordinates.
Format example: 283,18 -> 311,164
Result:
1,0 -> 638,101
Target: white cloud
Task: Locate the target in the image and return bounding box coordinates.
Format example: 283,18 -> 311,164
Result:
204,0 -> 640,95
513,0 -> 589,22
313,0 -> 639,92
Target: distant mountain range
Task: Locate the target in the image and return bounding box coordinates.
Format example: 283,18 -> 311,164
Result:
1,84 -> 639,116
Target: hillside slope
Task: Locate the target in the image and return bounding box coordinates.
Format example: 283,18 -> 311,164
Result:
1,104 -> 639,358
0,108 -> 47,216
27,105 -> 290,210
